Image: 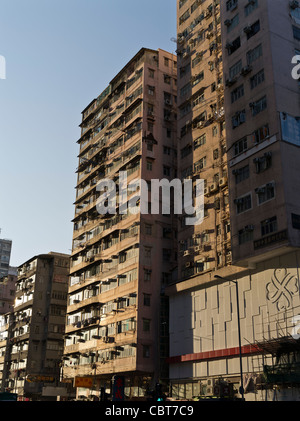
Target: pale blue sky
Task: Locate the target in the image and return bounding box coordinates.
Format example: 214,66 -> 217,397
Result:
0,0 -> 177,266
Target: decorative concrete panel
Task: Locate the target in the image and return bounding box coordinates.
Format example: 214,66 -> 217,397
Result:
169,250 -> 300,380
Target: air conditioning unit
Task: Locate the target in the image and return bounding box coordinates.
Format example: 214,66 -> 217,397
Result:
219,177 -> 228,187
290,0 -> 299,9
185,262 -> 191,268
241,65 -> 252,76
183,250 -> 190,256
225,77 -> 237,87
244,25 -> 252,34
224,19 -> 232,26
204,187 -> 210,196
194,246 -> 200,252
206,378 -> 217,396
210,183 -> 218,193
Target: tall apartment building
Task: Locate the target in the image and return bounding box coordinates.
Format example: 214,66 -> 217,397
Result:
63,48 -> 177,399
166,0 -> 300,401
0,313 -> 13,392
0,267 -> 17,314
0,239 -> 12,278
176,1 -> 229,280
222,0 -> 300,267
1,252 -> 69,400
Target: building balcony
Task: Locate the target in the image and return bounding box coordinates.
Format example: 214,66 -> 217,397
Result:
13,299 -> 33,312
67,294 -> 102,313
62,356 -> 137,379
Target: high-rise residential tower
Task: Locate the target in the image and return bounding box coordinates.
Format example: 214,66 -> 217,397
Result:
167,0 -> 300,401
0,239 -> 12,279
176,0 -> 230,280
63,48 -> 177,400
1,252 -> 69,400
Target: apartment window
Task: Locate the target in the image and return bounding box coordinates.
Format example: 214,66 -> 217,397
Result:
261,216 -> 277,236
180,62 -> 191,77
192,71 -> 204,87
144,247 -> 151,258
245,0 -> 258,16
164,146 -> 171,155
251,96 -> 267,116
145,224 -> 152,235
146,160 -> 153,171
143,345 -> 150,358
234,137 -> 248,155
147,103 -> 154,116
149,69 -> 155,78
179,9 -> 190,25
181,144 -> 192,158
180,83 -> 191,97
238,227 -> 254,244
194,134 -> 206,150
143,294 -> 151,306
194,156 -> 206,172
229,59 -> 242,79
226,0 -> 238,11
163,166 -> 171,176
245,20 -> 260,39
250,69 -> 265,89
233,165 -> 250,183
212,126 -> 218,136
163,227 -> 172,238
227,36 -> 241,55
144,269 -> 152,282
192,54 -> 203,68
231,84 -> 244,103
293,26 -> 300,41
232,110 -> 246,128
148,122 -> 154,133
148,86 -> 155,97
143,319 -> 151,332
247,44 -> 262,65
163,248 -> 171,261
180,102 -> 191,118
252,124 -> 269,144
227,14 -> 239,33
164,57 -> 170,67
166,128 -> 171,138
193,92 -> 205,107
164,74 -> 171,85
235,194 -> 252,214
196,260 -> 210,273
256,182 -> 275,205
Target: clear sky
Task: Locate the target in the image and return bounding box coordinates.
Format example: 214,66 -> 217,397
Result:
0,0 -> 177,267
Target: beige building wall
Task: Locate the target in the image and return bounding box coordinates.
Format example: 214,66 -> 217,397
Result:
64,48 -> 177,398
220,0 -> 300,267
176,0 -> 230,282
